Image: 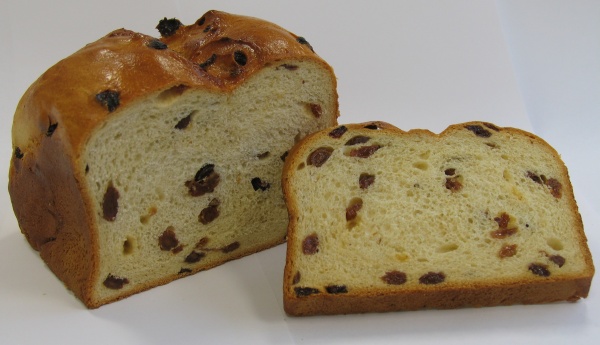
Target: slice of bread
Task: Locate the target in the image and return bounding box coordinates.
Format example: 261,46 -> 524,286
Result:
9,10 -> 338,308
282,121 -> 594,316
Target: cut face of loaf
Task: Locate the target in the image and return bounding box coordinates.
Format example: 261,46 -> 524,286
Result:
282,121 -> 594,316
9,10 -> 338,308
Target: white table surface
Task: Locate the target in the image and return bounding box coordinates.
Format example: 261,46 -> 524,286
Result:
1,1 -> 598,344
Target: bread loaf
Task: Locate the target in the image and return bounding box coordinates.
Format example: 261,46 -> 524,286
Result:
282,121 -> 593,316
9,10 -> 338,308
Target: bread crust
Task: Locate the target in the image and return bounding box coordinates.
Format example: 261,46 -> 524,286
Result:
282,121 -> 594,316
9,10 -> 337,308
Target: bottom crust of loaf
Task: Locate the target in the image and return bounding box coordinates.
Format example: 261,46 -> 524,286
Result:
284,275 -> 591,316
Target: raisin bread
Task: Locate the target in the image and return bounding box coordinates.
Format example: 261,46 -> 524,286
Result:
9,10 -> 338,308
282,121 -> 594,316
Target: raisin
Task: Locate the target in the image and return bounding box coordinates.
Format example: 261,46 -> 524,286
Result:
46,121 -> 58,137
490,227 -> 517,239
221,241 -> 240,253
491,213 -> 517,238
279,64 -> 299,71
293,271 -> 301,284
197,16 -> 206,26
345,135 -> 370,146
103,274 -> 129,289
549,255 -> 566,268
178,268 -> 192,274
102,181 -> 119,221
349,145 -> 381,158
483,122 -> 500,131
159,226 -> 179,251
96,90 -> 120,112
445,177 -> 463,192
499,244 -> 517,258
199,54 -> 217,70
381,270 -> 407,285
280,151 -> 289,161
296,37 -> 314,52
494,213 -> 510,229
203,25 -> 212,33
364,123 -> 380,130
465,125 -> 492,138
308,103 -> 322,118
546,178 -> 562,198
199,198 -> 220,224
175,113 -> 192,130
184,251 -> 205,263
194,164 -> 214,181
419,272 -> 446,285
302,233 -> 319,255
527,171 -> 543,184
172,245 -> 184,254
251,177 -> 270,191
359,173 -> 375,189
14,147 -> 24,159
326,285 -> 348,294
346,199 -> 363,221
257,151 -> 270,159
195,237 -> 209,248
444,168 -> 456,176
185,164 -> 220,196
328,126 -> 347,139
307,147 -> 333,167
233,50 -> 247,66
156,17 -> 182,37
294,287 -> 320,297
147,39 -> 167,50
529,263 -> 551,277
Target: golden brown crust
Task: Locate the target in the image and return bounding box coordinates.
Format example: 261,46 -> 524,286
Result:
9,10 -> 335,308
282,121 -> 594,316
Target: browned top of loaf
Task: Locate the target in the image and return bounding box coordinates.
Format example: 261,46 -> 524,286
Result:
11,10 -> 327,158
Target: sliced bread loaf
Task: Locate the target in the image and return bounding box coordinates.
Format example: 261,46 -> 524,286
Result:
282,121 -> 593,315
9,10 -> 338,308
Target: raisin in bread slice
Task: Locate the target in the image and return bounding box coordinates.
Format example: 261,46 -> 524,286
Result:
9,10 -> 338,308
282,121 -> 594,316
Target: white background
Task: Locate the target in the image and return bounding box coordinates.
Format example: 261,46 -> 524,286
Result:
1,1 -> 598,344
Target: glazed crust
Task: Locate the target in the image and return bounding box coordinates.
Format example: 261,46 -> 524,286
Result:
282,121 -> 594,316
9,10 -> 336,308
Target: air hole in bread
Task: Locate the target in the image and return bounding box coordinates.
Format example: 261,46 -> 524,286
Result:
139,206 -> 158,224
413,161 -> 429,171
436,243 -> 459,253
547,238 -> 564,251
157,84 -> 190,106
123,236 -> 136,255
174,111 -> 195,130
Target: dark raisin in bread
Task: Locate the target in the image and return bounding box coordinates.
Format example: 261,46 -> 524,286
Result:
9,10 -> 338,308
282,121 -> 593,316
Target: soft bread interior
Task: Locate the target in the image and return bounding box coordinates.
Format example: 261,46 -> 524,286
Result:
83,59 -> 336,303
286,124 -> 590,294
